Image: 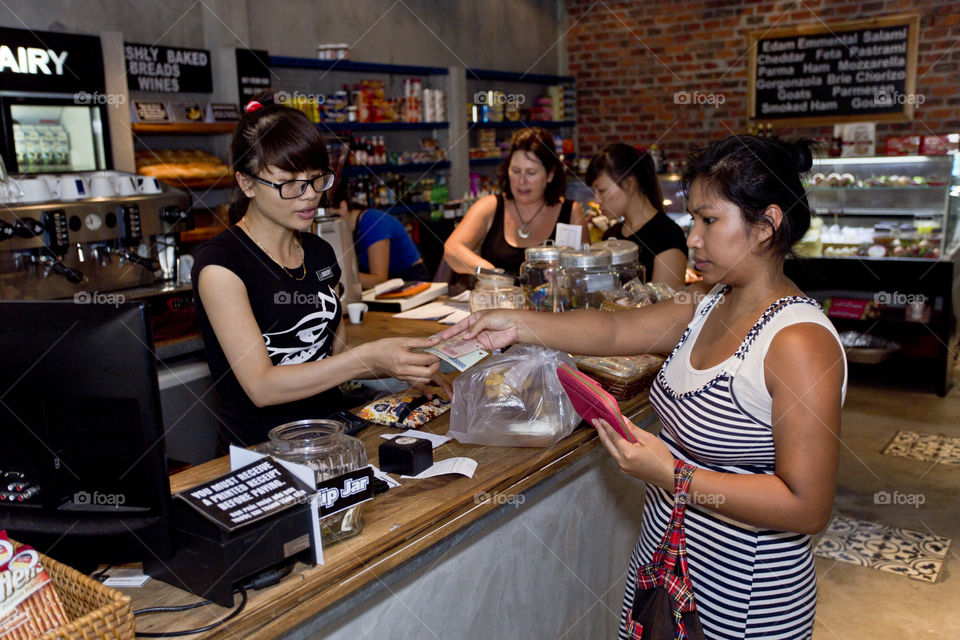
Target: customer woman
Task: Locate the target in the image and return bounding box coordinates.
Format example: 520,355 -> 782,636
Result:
192,92 -> 447,451
443,127 -> 586,276
328,180 -> 429,288
587,142 -> 687,290
440,135 -> 846,640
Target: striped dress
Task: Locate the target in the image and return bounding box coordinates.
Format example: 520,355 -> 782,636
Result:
618,286 -> 843,640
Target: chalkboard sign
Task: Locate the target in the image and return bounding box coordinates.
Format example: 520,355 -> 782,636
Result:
748,14 -> 919,126
125,42 -> 213,93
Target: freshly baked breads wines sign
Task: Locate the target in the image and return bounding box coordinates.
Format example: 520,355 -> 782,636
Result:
125,42 -> 213,93
748,14 -> 919,125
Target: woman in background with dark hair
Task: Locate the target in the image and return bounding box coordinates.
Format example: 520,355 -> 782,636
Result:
587,142 -> 687,290
440,135 -> 846,640
192,92 -> 447,450
327,179 -> 429,288
443,127 -> 586,275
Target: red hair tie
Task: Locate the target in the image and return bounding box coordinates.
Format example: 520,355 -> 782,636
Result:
244,100 -> 264,113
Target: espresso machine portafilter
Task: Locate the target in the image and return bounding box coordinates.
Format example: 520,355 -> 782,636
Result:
0,173 -> 191,300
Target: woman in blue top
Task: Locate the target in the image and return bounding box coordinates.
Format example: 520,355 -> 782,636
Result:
330,181 -> 429,288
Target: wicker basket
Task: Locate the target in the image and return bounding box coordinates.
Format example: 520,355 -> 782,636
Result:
27,548 -> 134,640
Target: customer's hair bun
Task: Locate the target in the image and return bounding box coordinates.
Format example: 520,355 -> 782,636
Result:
787,138 -> 815,173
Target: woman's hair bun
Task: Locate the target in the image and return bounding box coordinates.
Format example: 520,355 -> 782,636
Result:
788,138 -> 815,173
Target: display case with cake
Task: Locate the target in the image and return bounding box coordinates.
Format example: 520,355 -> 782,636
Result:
785,154 -> 960,395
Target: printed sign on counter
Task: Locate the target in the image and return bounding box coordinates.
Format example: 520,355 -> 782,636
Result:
176,458 -> 311,532
748,13 -> 919,125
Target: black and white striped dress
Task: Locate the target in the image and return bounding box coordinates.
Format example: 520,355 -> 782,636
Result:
618,285 -> 845,640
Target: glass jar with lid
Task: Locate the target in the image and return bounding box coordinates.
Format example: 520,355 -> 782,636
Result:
559,248 -> 617,311
469,272 -> 525,312
590,239 -> 644,286
259,419 -> 368,546
519,243 -> 568,312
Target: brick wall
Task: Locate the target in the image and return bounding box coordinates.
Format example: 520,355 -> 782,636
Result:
566,0 -> 960,162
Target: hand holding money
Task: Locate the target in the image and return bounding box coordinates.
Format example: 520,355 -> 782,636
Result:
415,334 -> 490,371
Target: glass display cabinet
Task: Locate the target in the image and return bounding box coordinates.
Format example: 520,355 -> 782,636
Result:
785,155 -> 960,395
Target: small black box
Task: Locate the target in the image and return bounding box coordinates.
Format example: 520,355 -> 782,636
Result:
378,437 -> 433,476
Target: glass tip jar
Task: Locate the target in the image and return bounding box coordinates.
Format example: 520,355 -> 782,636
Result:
260,419 -> 368,546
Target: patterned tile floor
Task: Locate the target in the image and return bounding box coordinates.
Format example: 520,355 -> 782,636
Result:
814,515 -> 952,583
883,430 -> 960,466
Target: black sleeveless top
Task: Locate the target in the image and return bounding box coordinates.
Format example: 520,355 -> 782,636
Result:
479,195 -> 574,275
192,226 -> 347,448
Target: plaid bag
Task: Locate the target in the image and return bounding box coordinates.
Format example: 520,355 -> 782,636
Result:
625,459 -> 705,640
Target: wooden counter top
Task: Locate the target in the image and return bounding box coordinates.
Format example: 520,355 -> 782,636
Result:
127,312 -> 656,638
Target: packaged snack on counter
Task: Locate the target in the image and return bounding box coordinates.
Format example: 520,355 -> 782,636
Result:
358,389 -> 451,429
0,531 -> 71,640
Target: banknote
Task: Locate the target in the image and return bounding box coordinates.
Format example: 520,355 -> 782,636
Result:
415,335 -> 490,371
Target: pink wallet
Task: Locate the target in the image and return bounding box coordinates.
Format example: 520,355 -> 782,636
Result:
557,363 -> 636,443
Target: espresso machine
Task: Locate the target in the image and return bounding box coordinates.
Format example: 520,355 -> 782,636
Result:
0,171 -> 191,301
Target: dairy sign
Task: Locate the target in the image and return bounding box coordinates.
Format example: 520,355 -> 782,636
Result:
748,14 -> 920,125
0,27 -> 104,93
125,43 -> 213,93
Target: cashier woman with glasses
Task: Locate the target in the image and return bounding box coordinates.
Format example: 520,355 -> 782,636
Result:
191,91 -> 449,452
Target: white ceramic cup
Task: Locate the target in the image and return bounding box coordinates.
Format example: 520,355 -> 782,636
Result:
113,174 -> 138,196
59,175 -> 89,200
17,177 -> 55,203
347,302 -> 368,324
41,175 -> 62,198
137,175 -> 162,194
88,176 -> 115,197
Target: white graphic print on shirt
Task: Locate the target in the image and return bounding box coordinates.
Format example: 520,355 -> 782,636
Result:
262,285 -> 339,365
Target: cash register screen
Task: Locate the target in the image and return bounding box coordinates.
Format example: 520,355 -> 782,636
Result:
0,300 -> 172,569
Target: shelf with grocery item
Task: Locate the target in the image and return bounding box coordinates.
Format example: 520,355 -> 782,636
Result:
340,161 -> 450,177
319,121 -> 448,132
132,122 -> 237,135
269,56 -> 449,76
380,201 -> 433,216
466,68 -> 574,84
467,120 -> 575,130
468,157 -> 503,166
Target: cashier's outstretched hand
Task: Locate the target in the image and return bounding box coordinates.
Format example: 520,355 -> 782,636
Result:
363,336 -> 452,398
437,310 -> 521,352
592,417 -> 674,491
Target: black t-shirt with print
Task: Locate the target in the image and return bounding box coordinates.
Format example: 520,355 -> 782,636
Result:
603,212 -> 688,281
192,226 -> 347,448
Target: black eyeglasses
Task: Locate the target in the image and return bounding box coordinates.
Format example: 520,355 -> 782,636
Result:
249,172 -> 335,199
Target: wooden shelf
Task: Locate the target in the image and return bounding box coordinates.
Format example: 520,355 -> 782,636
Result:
132,122 -> 237,135
179,225 -> 224,243
157,175 -> 234,191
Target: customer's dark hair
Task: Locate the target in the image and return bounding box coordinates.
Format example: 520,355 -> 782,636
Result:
497,127 -> 566,205
681,135 -> 815,259
227,90 -> 331,223
585,143 -> 665,216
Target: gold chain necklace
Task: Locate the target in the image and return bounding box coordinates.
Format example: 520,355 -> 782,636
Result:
238,217 -> 306,281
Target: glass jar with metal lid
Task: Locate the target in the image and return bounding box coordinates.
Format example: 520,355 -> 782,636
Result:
520,243 -> 568,312
591,238 -> 644,286
559,248 -> 616,310
259,419 -> 368,545
469,271 -> 525,312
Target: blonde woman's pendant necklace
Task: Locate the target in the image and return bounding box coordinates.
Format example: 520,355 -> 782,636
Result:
515,199 -> 546,239
238,217 -> 307,281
